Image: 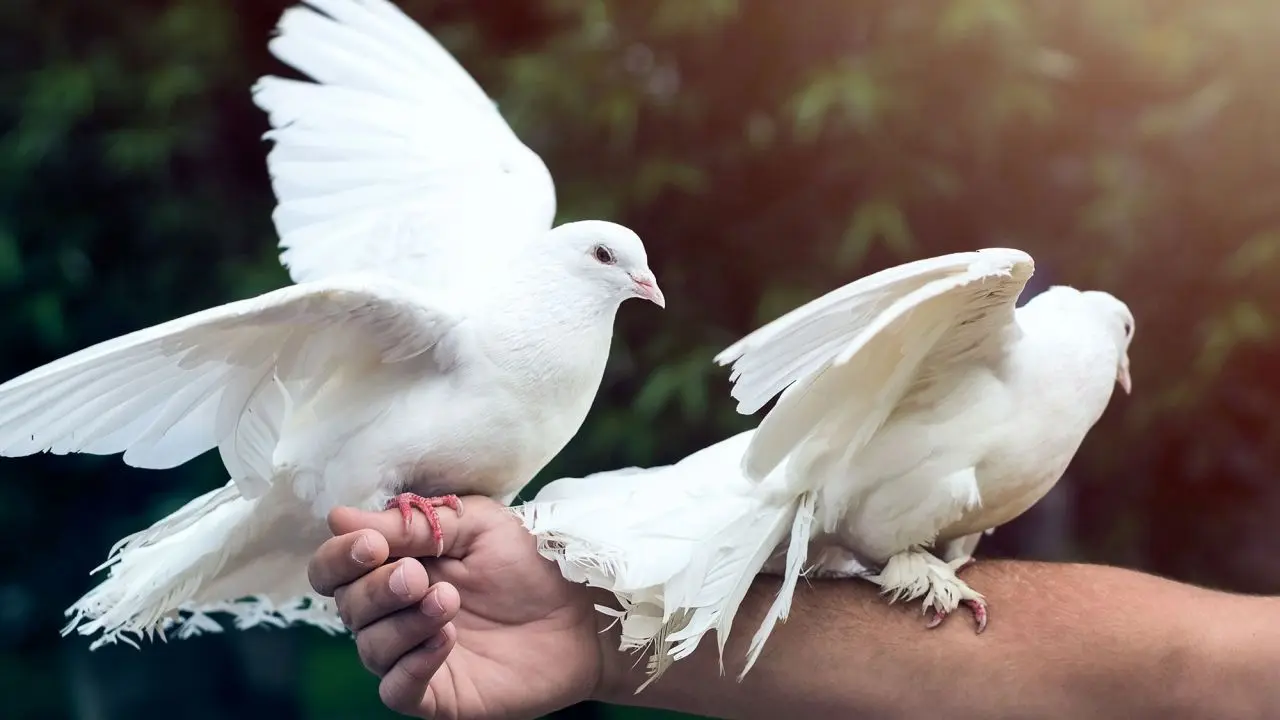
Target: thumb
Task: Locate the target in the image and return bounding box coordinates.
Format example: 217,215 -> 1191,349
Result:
327,495 -> 507,560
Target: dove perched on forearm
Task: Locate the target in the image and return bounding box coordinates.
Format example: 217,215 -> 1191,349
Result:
0,0 -> 663,649
521,248 -> 1133,688
715,248 -> 1132,630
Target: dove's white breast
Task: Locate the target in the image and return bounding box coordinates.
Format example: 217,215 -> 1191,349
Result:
823,305 -> 1122,561
277,285 -> 616,515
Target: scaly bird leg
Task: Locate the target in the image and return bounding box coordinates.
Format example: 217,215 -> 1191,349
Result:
385,493 -> 465,557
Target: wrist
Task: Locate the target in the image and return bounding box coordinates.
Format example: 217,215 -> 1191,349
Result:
1183,594 -> 1280,715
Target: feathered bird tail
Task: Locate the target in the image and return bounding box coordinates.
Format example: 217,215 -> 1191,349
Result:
63,481 -> 340,649
516,431 -> 818,689
661,489 -> 816,681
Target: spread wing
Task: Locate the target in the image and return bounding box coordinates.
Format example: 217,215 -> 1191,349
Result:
715,248 -> 1035,484
252,0 -> 556,294
0,276 -> 461,497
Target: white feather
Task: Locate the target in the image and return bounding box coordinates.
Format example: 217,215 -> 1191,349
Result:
715,248 -> 1034,485
0,277 -> 455,482
516,431 -> 817,687
252,0 -> 556,292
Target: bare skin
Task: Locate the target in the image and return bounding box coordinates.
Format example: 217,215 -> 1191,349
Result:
309,496 -> 1280,720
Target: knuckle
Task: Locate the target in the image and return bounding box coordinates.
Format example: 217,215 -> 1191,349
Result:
307,538 -> 350,596
397,646 -> 436,683
306,558 -> 332,596
334,587 -> 354,628
354,630 -> 387,676
379,671 -> 424,716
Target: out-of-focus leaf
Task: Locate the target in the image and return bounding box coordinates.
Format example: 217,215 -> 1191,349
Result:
633,158 -> 707,204
0,228 -> 23,287
650,0 -> 740,36
1224,231 -> 1280,280
1194,301 -> 1272,376
24,64 -> 95,122
789,60 -> 886,141
1138,79 -> 1234,139
752,284 -> 821,328
146,63 -> 206,114
937,0 -> 1024,42
102,127 -> 176,174
25,291 -> 66,347
838,198 -> 913,268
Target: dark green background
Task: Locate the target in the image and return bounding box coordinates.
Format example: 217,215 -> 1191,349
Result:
3,0 -> 1280,717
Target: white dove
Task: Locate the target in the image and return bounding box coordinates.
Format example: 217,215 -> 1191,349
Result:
0,0 -> 663,649
520,247 -> 1133,687
714,247 -> 1132,632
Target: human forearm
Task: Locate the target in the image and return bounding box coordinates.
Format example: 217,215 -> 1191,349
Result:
594,561 -> 1280,719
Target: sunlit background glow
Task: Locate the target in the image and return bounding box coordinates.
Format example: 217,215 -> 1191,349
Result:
1,0 -> 1279,717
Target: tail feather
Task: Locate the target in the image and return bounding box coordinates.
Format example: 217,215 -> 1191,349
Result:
741,490 -> 816,676
516,431 -> 818,690
64,482 -> 339,649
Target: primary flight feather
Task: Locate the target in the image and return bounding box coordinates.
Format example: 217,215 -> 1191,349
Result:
520,247 -> 1134,687
0,0 -> 663,649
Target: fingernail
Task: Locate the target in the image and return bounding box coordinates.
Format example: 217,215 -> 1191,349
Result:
421,588 -> 446,617
389,564 -> 409,598
351,535 -> 374,565
423,632 -> 447,651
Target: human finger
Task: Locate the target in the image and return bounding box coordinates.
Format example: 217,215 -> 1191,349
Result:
355,582 -> 461,676
377,624 -> 458,717
327,495 -> 508,561
308,528 -> 390,597
334,556 -> 431,632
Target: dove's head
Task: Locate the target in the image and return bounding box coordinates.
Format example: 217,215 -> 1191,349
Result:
1081,290 -> 1135,395
550,221 -> 665,309
1029,286 -> 1134,394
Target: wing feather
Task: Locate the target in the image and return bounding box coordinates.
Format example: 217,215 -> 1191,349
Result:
0,277 -> 461,494
717,248 -> 1035,483
253,0 -> 556,290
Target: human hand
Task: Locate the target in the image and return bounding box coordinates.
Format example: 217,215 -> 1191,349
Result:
308,496 -> 616,719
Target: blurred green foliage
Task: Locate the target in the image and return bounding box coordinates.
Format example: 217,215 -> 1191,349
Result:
2,0 -> 1280,717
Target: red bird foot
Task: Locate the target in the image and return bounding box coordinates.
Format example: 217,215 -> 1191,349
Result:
924,555 -> 986,633
926,598 -> 988,634
385,493 -> 465,557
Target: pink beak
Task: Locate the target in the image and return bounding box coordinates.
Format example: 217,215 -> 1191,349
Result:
630,272 -> 665,308
1117,356 -> 1132,395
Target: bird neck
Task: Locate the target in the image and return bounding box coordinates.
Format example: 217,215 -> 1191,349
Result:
479,266 -> 621,379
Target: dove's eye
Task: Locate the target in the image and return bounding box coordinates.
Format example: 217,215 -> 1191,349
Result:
592,245 -> 616,265
1123,321 -> 1132,338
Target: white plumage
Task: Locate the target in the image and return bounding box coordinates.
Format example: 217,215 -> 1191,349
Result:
519,248 -> 1135,688
519,431 -> 814,687
0,0 -> 663,649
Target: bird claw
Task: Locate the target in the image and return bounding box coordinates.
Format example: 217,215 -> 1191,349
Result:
925,558 -> 986,633
385,493 -> 464,557
921,550 -> 988,630
925,598 -> 988,634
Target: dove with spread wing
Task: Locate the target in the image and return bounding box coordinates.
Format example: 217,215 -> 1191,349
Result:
715,248 -> 1131,632
520,248 -> 1133,687
0,0 -> 663,649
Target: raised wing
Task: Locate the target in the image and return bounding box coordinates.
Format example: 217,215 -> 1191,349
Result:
252,0 -> 556,293
0,276 -> 460,496
716,248 -> 1034,483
